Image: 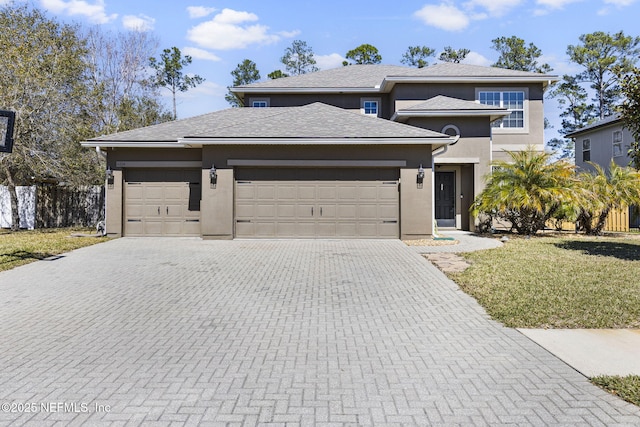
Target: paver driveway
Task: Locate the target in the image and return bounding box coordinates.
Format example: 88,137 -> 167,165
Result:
0,238 -> 639,426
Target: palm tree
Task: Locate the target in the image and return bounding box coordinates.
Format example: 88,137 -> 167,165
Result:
472,148 -> 577,235
576,161 -> 640,235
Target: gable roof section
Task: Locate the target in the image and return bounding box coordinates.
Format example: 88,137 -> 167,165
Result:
232,63 -> 558,95
565,114 -> 622,138
82,103 -> 455,148
391,95 -> 511,122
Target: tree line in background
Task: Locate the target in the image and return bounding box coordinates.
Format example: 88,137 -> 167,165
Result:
0,3 -> 202,230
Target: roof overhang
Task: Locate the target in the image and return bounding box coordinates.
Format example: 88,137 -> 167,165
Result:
179,136 -> 456,147
230,87 -> 380,95
381,75 -> 558,91
82,136 -> 457,149
81,141 -> 184,149
391,109 -> 512,123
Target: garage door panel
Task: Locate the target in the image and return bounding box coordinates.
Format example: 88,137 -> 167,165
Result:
379,222 -> 399,237
236,184 -> 255,199
336,204 -> 356,219
357,205 -> 377,219
296,204 -> 314,218
235,203 -> 255,219
317,185 -> 336,201
234,169 -> 398,238
297,185 -> 316,200
358,186 -> 378,200
336,222 -> 357,237
124,168 -> 201,237
294,222 -> 316,237
143,220 -> 163,236
316,222 -> 336,237
255,204 -> 276,218
256,184 -> 276,200
379,205 -> 399,219
254,222 -> 276,237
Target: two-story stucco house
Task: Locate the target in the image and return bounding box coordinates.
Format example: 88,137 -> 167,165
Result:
567,114 -> 640,228
82,63 -> 556,239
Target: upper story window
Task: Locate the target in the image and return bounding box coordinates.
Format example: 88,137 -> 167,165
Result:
613,130 -> 623,157
249,98 -> 270,108
364,101 -> 378,115
361,98 -> 380,117
478,91 -> 525,129
582,139 -> 591,162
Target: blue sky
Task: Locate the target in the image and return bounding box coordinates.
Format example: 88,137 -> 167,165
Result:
8,0 -> 640,141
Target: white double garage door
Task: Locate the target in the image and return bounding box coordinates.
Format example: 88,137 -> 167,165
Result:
124,168 -> 399,238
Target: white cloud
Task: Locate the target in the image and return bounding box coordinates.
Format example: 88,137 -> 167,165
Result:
315,53 -> 345,70
187,8 -> 285,50
186,6 -> 217,19
39,0 -> 117,24
465,0 -> 524,16
177,81 -> 225,99
122,14 -> 155,32
461,51 -> 492,66
604,0 -> 636,5
278,30 -> 302,38
182,46 -> 221,61
414,3 -> 470,31
535,0 -> 583,9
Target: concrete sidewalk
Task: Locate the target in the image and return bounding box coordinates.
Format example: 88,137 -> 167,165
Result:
520,329 -> 640,377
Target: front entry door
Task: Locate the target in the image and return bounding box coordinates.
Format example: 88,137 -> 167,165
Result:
435,171 -> 455,228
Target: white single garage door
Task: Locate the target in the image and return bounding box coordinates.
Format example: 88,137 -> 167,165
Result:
124,169 -> 201,236
235,168 -> 399,238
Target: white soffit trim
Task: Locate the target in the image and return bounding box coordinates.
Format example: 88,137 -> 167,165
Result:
80,141 -> 184,148
391,110 -> 511,122
180,137 -> 456,146
231,87 -> 380,94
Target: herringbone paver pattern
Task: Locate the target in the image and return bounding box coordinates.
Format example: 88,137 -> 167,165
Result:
0,238 -> 638,426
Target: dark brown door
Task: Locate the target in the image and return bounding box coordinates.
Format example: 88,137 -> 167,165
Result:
435,171 -> 455,228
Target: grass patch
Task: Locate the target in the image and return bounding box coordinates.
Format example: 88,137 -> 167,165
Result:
449,235 -> 640,328
0,228 -> 108,272
591,375 -> 640,406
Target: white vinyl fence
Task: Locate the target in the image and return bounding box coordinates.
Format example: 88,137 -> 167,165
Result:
0,186 -> 36,229
0,185 -> 104,229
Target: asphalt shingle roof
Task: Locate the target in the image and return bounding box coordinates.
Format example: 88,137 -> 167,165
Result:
87,102 -> 450,143
565,114 -> 622,137
401,95 -> 506,112
234,63 -> 556,90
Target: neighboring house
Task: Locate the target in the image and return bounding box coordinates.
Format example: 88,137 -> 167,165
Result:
566,114 -> 640,229
81,63 -> 556,239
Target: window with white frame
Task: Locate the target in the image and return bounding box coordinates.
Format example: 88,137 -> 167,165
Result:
363,100 -> 378,116
252,100 -> 268,108
360,98 -> 380,116
582,139 -> 591,162
613,130 -> 623,157
478,91 -> 525,129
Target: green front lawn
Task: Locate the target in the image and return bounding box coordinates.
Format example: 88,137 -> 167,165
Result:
0,228 -> 108,272
449,234 -> 640,329
591,375 -> 640,406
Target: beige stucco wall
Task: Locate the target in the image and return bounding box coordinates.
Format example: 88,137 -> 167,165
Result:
400,167 -> 433,238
